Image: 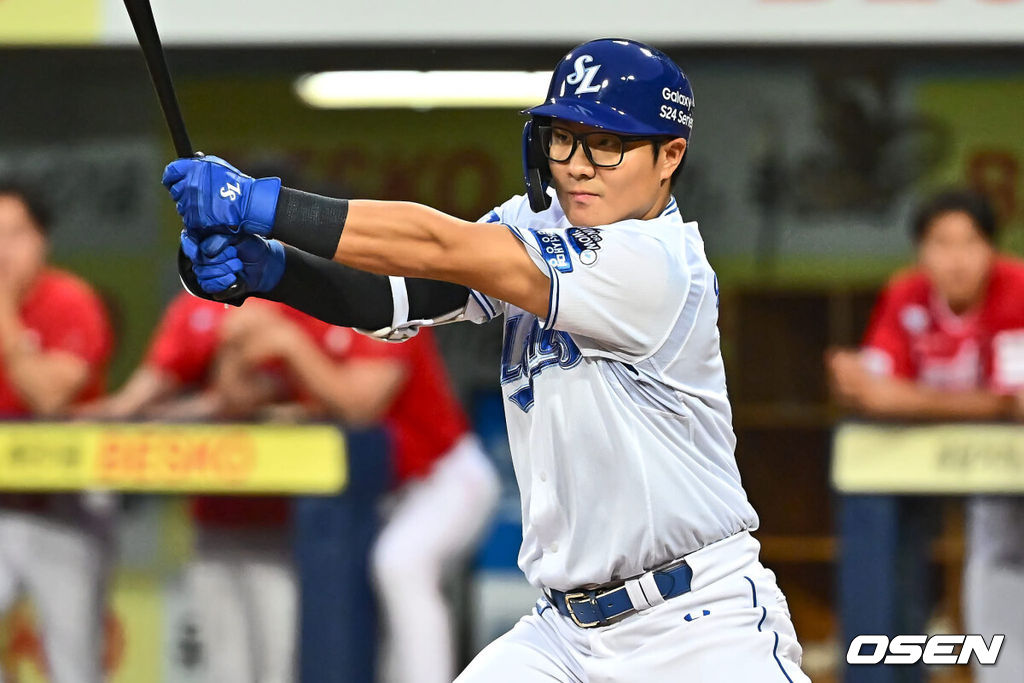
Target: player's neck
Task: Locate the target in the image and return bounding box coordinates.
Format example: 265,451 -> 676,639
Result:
945,295 -> 982,317
946,272 -> 993,317
639,190 -> 674,221
933,286 -> 985,321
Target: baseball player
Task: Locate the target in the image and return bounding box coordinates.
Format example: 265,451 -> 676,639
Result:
829,189 -> 1024,683
0,181 -> 115,683
163,38 -> 809,681
90,292 -> 498,683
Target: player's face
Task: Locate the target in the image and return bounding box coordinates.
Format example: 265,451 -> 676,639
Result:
917,210 -> 996,314
0,195 -> 47,296
546,120 -> 685,227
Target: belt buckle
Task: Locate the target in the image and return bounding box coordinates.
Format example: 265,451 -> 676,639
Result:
564,591 -> 602,628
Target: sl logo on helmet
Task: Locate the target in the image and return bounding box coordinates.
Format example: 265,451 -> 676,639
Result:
566,55 -> 602,95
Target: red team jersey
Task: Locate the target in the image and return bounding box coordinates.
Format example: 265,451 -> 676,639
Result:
296,320 -> 469,484
144,294 -> 286,526
145,293 -> 468,524
0,269 -> 113,416
145,292 -> 232,387
862,257 -> 1024,394
0,269 -> 113,512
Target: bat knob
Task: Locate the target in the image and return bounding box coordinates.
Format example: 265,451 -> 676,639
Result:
212,279 -> 247,302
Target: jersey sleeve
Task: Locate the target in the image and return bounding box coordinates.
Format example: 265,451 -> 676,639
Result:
987,268 -> 1024,392
991,329 -> 1024,393
860,284 -> 916,380
144,297 -> 221,386
506,221 -> 689,360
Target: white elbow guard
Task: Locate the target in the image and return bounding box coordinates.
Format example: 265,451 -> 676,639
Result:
357,277 -> 470,343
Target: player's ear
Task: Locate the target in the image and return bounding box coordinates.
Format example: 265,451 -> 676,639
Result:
658,138 -> 687,182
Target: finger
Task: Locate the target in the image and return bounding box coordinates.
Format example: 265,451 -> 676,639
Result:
193,248 -> 237,269
193,262 -> 238,279
193,254 -> 238,273
200,274 -> 240,293
205,155 -> 241,175
161,159 -> 193,187
169,179 -> 188,202
182,214 -> 208,233
180,231 -> 199,261
200,234 -> 236,257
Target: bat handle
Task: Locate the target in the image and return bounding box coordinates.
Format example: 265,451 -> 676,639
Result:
180,151 -> 246,302
178,243 -> 248,304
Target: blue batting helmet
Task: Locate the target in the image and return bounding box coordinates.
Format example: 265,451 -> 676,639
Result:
522,38 -> 694,211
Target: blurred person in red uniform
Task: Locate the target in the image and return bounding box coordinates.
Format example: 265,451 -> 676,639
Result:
220,307 -> 500,683
828,189 -> 1024,683
93,291 -> 499,683
0,181 -> 114,683
84,292 -> 300,683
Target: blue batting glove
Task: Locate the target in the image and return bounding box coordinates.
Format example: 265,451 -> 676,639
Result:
180,230 -> 286,294
163,156 -> 281,236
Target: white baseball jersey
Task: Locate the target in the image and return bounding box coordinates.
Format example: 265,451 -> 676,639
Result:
379,191 -> 758,591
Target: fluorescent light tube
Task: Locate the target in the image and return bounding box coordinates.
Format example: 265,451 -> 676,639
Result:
294,70 -> 550,109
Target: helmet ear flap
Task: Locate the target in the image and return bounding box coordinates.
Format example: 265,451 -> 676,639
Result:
522,118 -> 552,213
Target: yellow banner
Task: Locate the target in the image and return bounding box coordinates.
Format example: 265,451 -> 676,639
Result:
0,0 -> 101,44
0,423 -> 346,493
832,422 -> 1024,494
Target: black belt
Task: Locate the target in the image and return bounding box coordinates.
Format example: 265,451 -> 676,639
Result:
547,561 -> 694,628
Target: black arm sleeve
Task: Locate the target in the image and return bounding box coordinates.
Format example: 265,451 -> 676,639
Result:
261,245 -> 471,330
272,187 -> 349,260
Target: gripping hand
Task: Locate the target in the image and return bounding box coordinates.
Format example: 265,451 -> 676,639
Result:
163,156 -> 281,236
180,231 -> 285,297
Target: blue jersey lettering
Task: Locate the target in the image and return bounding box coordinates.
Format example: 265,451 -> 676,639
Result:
500,315 -> 583,412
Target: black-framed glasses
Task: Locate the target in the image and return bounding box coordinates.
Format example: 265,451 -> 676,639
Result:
539,125 -> 663,168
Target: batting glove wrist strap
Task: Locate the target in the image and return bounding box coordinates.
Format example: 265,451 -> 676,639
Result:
243,177 -> 283,236
272,187 -> 349,260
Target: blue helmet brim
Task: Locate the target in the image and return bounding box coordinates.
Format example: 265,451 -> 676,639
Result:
525,101 -> 669,137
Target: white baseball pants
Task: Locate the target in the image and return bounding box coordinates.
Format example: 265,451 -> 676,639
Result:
456,531 -> 809,683
964,496 -> 1024,683
186,526 -> 297,683
372,434 -> 501,683
0,510 -> 109,683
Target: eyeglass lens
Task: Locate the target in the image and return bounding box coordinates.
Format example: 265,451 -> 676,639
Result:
544,127 -> 626,167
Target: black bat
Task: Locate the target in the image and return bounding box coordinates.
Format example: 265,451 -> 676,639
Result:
123,0 -> 245,301
123,0 -> 193,158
